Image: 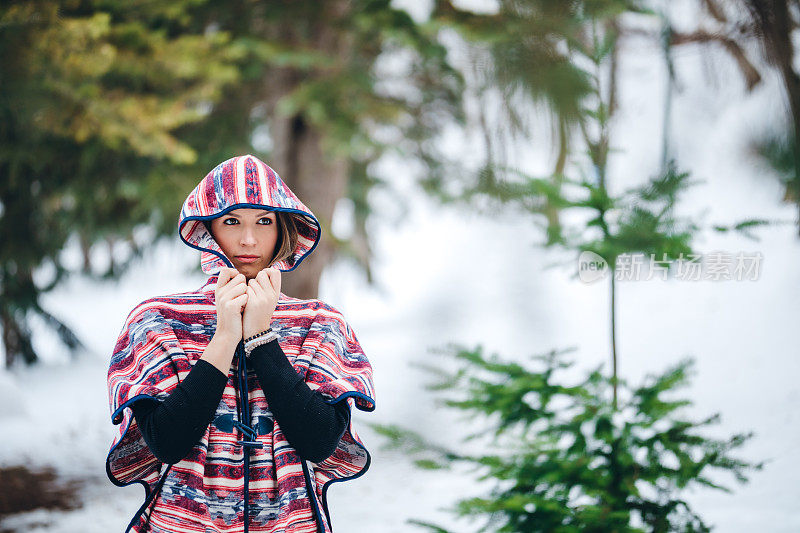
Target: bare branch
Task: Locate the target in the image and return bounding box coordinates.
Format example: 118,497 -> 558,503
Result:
701,0 -> 728,23
670,30 -> 762,90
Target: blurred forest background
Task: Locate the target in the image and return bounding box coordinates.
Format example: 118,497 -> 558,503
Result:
1,0 -> 799,531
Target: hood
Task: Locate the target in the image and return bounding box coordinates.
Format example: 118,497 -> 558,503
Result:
178,154 -> 321,274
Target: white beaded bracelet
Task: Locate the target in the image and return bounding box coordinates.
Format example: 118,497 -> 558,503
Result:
244,329 -> 279,357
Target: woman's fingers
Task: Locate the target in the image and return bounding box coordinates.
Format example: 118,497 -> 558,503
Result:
218,267 -> 237,287
218,271 -> 246,299
224,283 -> 247,299
256,268 -> 281,295
217,268 -> 231,287
221,284 -> 247,306
248,278 -> 264,296
255,269 -> 269,288
216,269 -> 234,297
252,271 -> 269,295
230,293 -> 248,311
220,268 -> 280,309
268,268 -> 281,294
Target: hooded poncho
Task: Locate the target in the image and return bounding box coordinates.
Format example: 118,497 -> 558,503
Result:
106,154 -> 376,533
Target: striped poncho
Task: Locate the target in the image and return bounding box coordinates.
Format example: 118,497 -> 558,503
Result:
105,155 -> 376,533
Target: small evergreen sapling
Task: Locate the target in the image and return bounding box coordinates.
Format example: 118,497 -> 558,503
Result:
373,344 -> 762,533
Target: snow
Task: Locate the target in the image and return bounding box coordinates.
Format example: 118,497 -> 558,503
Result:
2,2 -> 800,531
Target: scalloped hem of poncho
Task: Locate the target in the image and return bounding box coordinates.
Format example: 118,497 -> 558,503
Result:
106,394 -> 171,533
315,390 -> 376,530
106,393 -> 164,488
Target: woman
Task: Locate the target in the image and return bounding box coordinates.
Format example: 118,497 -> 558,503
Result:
106,154 -> 376,533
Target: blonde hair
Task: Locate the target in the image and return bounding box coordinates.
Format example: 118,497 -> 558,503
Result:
270,211 -> 299,268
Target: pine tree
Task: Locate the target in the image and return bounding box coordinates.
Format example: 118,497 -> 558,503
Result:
371,2 -> 771,530
0,1 -> 467,366
378,345 -> 762,532
0,1 -> 240,366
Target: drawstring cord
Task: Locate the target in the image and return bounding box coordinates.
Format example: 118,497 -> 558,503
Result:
228,340 -> 323,532
234,340 -> 263,533
136,341 -> 275,533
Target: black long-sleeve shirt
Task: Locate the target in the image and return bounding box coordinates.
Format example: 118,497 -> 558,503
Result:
131,339 -> 350,464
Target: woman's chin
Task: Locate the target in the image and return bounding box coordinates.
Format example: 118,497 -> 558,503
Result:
233,262 -> 266,278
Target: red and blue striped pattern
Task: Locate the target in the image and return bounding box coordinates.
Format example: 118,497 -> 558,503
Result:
107,276 -> 375,532
106,155 -> 375,532
178,155 -> 321,274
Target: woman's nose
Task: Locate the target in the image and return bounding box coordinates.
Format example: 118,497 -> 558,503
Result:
240,227 -> 257,246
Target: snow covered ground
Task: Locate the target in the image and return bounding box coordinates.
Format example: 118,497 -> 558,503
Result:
2,4 -> 800,532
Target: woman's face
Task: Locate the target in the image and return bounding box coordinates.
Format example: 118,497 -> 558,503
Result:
209,208 -> 279,279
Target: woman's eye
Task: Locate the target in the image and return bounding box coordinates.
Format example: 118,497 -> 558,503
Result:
258,218 -> 273,225
223,218 -> 238,225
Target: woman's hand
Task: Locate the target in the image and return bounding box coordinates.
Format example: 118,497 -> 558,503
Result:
242,267 -> 281,339
202,268 -> 248,374
214,268 -> 248,345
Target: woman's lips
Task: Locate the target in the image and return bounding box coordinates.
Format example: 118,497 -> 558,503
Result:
236,256 -> 260,264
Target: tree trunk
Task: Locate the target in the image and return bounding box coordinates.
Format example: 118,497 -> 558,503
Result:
1,304 -> 36,368
764,1 -> 800,236
259,2 -> 354,300
746,0 -> 800,235
272,114 -> 349,299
